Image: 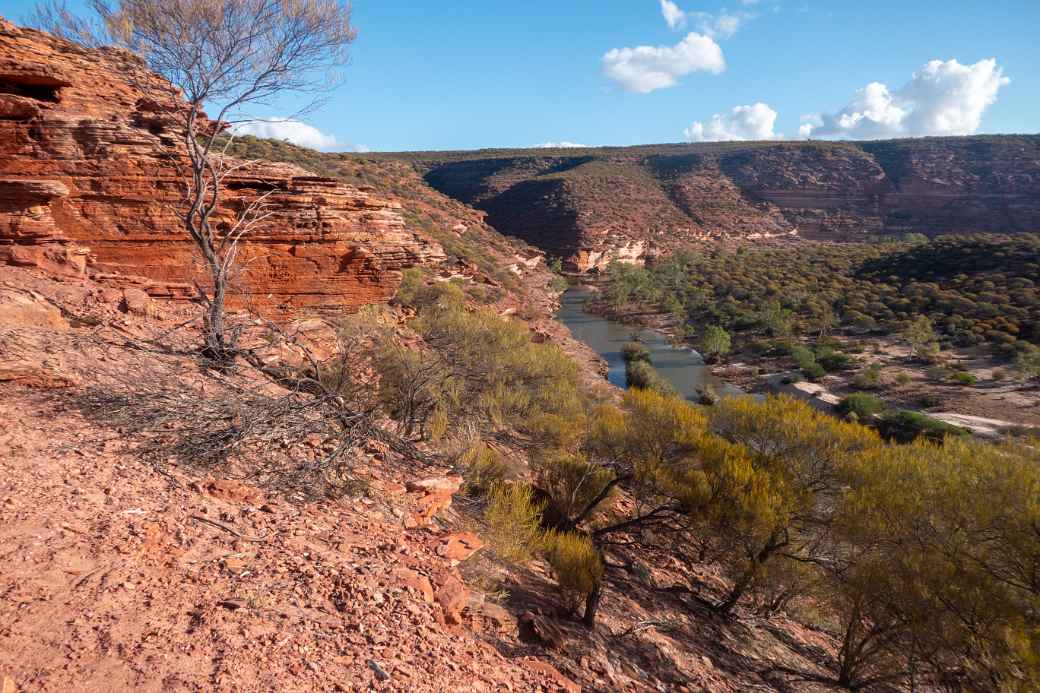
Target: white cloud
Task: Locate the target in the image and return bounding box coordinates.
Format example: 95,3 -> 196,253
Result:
602,33 -> 725,93
658,1 -> 757,39
802,58 -> 1010,139
660,0 -> 686,29
691,10 -> 755,39
230,118 -> 339,150
684,102 -> 781,142
533,141 -> 589,148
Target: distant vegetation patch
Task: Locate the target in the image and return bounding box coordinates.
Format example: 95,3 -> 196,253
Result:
602,234 -> 1040,359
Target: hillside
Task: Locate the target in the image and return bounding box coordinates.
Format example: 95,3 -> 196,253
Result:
360,137 -> 1040,270
3,16 -> 1039,693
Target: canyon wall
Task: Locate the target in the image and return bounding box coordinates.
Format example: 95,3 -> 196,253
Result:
0,19 -> 443,313
395,136 -> 1040,271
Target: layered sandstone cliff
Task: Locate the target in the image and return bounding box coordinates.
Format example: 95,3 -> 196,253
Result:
0,19 -> 443,312
391,137 -> 1040,271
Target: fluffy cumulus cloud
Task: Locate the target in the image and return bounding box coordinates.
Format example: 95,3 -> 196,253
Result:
230,118 -> 340,150
533,141 -> 589,148
602,33 -> 725,93
802,59 -> 1009,139
659,0 -> 686,29
684,102 -> 780,142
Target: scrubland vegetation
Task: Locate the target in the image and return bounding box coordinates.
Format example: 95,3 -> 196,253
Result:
603,234 -> 1040,359
376,272 -> 1039,691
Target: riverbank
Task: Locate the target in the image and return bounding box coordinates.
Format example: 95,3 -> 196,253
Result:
574,286 -> 1040,436
557,285 -> 743,402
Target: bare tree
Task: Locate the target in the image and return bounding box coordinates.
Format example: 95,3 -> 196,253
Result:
30,0 -> 356,361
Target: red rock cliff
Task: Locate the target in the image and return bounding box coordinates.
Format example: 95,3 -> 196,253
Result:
0,19 -> 444,312
407,136 -> 1040,271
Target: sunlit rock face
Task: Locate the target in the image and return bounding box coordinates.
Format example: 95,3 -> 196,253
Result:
0,19 -> 444,313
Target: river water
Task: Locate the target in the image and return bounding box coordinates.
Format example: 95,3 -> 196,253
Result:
557,286 -> 742,401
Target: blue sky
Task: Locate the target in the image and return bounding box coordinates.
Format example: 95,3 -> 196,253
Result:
8,0 -> 1040,151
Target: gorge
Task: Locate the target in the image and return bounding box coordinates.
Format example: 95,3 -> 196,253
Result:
381,137 -> 1040,271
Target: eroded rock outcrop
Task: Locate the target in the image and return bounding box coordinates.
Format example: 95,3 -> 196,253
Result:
408,137 -> 1040,271
0,19 -> 443,312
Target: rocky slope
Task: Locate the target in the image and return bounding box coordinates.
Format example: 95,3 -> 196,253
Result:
374,136 -> 1040,271
1,263 -> 849,693
0,19 -> 444,314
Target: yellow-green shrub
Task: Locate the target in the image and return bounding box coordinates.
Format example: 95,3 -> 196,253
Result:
482,483 -> 548,564
535,451 -> 616,527
461,441 -> 510,496
544,531 -> 603,603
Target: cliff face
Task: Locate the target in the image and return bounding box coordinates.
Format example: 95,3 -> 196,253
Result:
0,19 -> 444,312
393,137 -> 1040,271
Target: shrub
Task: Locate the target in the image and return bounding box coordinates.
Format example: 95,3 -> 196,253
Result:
700,325 -> 732,361
950,371 -> 977,386
851,363 -> 883,390
878,410 -> 968,443
544,531 -> 603,605
836,393 -> 886,421
815,346 -> 856,372
482,483 -> 547,564
833,438 -> 1040,689
535,452 -> 615,527
895,372 -> 912,385
394,269 -> 466,309
625,360 -> 676,395
904,316 -> 939,358
790,345 -> 816,370
620,341 -> 651,364
1015,345 -> 1040,379
462,442 -> 510,496
801,362 -> 826,382
917,394 -> 942,408
408,303 -> 587,440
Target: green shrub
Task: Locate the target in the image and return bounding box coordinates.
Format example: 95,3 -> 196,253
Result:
851,363 -> 883,390
544,531 -> 603,603
801,362 -> 826,382
1015,345 -> 1040,379
917,394 -> 942,408
462,442 -> 510,496
700,325 -> 732,361
483,483 -> 547,564
620,341 -> 651,364
815,346 -> 856,372
790,344 -> 816,370
394,269 -> 466,309
837,393 -> 886,421
950,371 -> 977,386
878,410 -> 968,444
626,360 -> 677,395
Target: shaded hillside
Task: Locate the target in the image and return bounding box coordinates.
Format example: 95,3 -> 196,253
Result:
361,136 -> 1040,271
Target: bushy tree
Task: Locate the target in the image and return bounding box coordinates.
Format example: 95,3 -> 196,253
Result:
700,325 -> 732,362
1015,344 -> 1040,380
903,315 -> 938,359
818,438 -> 1040,689
704,395 -> 881,613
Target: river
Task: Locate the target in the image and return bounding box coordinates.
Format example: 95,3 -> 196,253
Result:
557,286 -> 742,401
